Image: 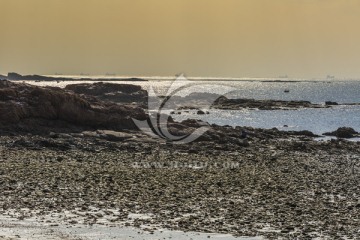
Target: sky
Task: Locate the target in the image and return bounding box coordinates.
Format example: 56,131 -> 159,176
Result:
1,0 -> 360,78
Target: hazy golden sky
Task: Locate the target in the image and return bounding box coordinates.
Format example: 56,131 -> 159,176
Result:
1,0 -> 360,78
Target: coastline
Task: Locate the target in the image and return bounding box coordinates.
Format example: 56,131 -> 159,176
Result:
0,80 -> 359,239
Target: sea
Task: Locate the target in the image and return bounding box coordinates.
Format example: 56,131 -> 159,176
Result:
24,76 -> 360,139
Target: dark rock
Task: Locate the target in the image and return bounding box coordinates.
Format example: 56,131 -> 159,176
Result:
181,119 -> 208,128
7,72 -> 54,81
0,80 -> 147,131
325,101 -> 338,105
66,82 -> 142,94
65,82 -> 148,104
287,130 -> 319,137
197,110 -> 206,115
324,127 -> 359,138
7,72 -> 23,80
212,96 -> 323,110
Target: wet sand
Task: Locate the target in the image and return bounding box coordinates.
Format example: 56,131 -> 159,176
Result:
0,214 -> 262,240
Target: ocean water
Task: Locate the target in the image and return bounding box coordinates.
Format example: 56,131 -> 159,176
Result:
169,106 -> 360,136
24,78 -> 360,136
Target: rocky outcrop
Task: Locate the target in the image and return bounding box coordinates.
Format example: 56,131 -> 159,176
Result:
6,72 -> 147,81
7,72 -> 23,80
0,80 -> 334,143
324,127 -> 359,138
7,72 -> 57,81
158,93 -> 328,111
65,82 -> 148,104
0,81 -> 147,131
212,96 -> 327,110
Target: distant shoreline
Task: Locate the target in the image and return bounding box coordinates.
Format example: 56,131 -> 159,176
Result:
1,72 -> 359,82
1,72 -> 148,82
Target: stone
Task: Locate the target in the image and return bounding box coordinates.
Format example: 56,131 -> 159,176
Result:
325,101 -> 338,105
324,127 -> 359,138
97,130 -> 134,141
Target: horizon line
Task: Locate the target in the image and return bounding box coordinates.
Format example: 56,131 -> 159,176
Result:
1,72 -> 359,81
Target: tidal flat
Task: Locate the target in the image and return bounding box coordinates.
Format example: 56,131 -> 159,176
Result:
1,132 -> 359,239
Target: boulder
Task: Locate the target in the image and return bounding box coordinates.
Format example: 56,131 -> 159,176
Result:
324,127 -> 359,138
325,101 -> 338,105
287,130 -> 319,137
98,130 -> 134,141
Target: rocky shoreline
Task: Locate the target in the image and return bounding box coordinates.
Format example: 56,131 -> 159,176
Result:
1,129 -> 360,239
1,80 -> 360,239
